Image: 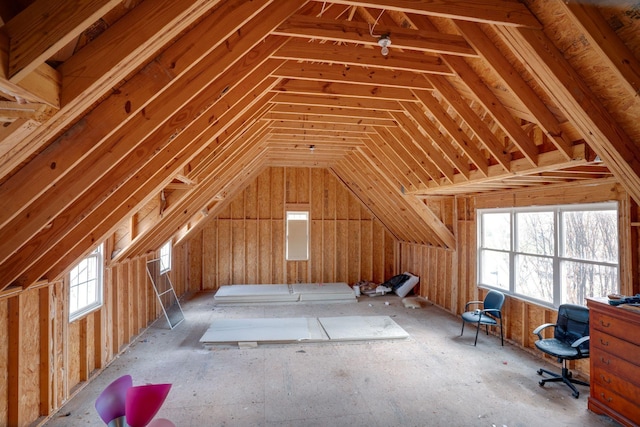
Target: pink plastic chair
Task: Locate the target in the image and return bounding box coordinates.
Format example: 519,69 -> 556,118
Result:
95,375 -> 133,425
125,383 -> 172,427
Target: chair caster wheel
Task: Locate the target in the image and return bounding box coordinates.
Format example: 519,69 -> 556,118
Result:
537,369 -> 543,376
538,380 -> 545,387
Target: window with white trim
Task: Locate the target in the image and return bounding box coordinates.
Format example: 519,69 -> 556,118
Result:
69,243 -> 104,321
159,240 -> 172,273
286,211 -> 309,261
478,203 -> 619,307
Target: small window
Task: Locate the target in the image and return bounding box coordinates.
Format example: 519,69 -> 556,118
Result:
159,241 -> 172,273
69,243 -> 103,321
286,211 -> 309,261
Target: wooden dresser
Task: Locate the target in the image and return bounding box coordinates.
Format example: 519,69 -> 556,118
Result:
587,298 -> 640,426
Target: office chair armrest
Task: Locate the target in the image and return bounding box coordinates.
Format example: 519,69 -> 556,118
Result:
572,335 -> 590,357
532,323 -> 556,340
464,300 -> 483,311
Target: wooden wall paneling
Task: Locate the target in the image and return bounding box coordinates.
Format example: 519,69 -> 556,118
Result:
246,220 -> 258,285
348,220 -> 361,284
38,286 -> 52,416
272,219 -> 285,283
310,219 -> 322,283
360,220 -> 373,281
20,289 -> 41,424
323,169 -> 336,220
385,234 -> 396,279
79,317 -> 88,382
120,263 -> 130,348
272,168 -> 284,220
127,261 -> 136,341
202,227 -> 215,291
323,220 -> 336,283
217,220 -> 232,287
7,295 -> 19,426
258,220 -> 272,284
232,219 -> 245,284
372,222 -> 384,283
67,320 -> 80,395
335,220 -> 348,282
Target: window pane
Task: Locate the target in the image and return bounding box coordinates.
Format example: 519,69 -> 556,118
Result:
562,210 -> 618,262
516,211 -> 554,255
480,249 -> 509,290
482,213 -> 510,250
515,254 -> 553,303
561,260 -> 618,304
69,244 -> 103,320
287,211 -> 309,261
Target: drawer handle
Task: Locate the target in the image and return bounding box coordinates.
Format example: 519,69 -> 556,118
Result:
599,357 -> 610,365
599,374 -> 611,384
599,320 -> 611,327
599,393 -> 613,403
599,338 -> 609,346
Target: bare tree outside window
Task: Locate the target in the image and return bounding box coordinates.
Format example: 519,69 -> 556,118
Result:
478,203 -> 619,307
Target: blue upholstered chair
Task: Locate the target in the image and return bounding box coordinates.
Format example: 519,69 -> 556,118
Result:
460,290 -> 505,346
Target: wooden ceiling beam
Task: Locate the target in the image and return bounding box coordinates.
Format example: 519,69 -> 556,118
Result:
0,37 -> 287,289
59,0 -> 222,106
362,133 -> 419,191
3,0 -> 121,81
43,83 -> 277,284
560,1 -> 640,101
269,103 -> 394,120
413,143 -> 589,196
400,101 -> 470,179
453,20 -> 574,159
413,89 -> 489,176
270,92 -> 406,111
313,0 -> 541,28
267,120 -> 377,133
274,14 -> 476,56
273,38 -> 453,75
422,78 -> 512,172
272,79 -> 418,101
439,55 -> 540,167
498,25 -> 640,205
272,61 -> 433,90
378,126 -> 440,185
391,111 -> 455,183
262,112 -> 394,126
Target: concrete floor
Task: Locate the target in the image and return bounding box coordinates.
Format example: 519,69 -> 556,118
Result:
44,292 -> 618,427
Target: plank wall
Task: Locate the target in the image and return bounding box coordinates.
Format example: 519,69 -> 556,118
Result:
185,167 -> 396,289
400,178 -> 639,380
0,249 -> 169,426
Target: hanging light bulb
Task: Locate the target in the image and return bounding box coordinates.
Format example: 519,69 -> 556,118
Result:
378,34 -> 391,56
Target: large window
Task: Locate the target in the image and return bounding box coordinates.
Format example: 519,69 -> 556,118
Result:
69,243 -> 104,321
286,211 -> 309,261
159,240 -> 172,273
478,203 -> 619,307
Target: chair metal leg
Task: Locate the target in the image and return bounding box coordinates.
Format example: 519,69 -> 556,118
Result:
537,360 -> 589,398
460,320 -> 465,336
474,320 -> 481,346
499,317 -> 504,346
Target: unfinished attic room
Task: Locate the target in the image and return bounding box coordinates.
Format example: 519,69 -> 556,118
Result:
2,0 -> 640,425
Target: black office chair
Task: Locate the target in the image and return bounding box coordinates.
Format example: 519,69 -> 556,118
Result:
460,290 -> 505,346
533,304 -> 590,398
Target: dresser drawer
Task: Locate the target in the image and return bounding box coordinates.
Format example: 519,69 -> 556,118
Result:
592,364 -> 640,400
592,348 -> 640,389
591,382 -> 640,425
591,310 -> 640,346
591,329 -> 639,365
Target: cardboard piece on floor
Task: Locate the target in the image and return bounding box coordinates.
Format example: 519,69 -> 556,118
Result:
319,316 -> 410,341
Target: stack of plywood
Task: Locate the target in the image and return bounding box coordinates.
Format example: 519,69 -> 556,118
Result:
213,283 -> 356,304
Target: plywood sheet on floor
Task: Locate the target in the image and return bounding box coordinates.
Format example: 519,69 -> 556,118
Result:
199,315 -> 408,345
199,317 -> 326,343
319,316 -> 410,341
